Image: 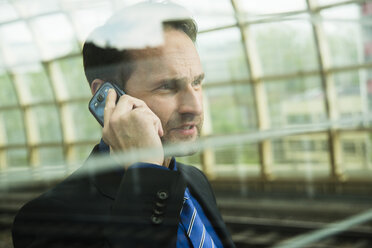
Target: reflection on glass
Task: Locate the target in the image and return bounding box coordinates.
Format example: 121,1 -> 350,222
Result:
30,13 -> 79,60
251,17 -> 318,75
321,4 -> 364,67
265,76 -> 326,127
198,28 -> 249,83
205,84 -> 256,134
31,105 -> 62,143
0,22 -> 40,66
1,109 -> 26,145
12,64 -> 54,104
272,134 -> 330,178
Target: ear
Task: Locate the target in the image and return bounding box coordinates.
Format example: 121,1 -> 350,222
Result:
91,79 -> 105,95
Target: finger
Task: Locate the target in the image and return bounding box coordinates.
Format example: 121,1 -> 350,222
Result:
113,95 -> 147,117
131,108 -> 163,137
104,89 -> 117,128
139,106 -> 164,137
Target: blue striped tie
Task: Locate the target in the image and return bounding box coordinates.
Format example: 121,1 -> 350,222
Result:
180,188 -> 216,248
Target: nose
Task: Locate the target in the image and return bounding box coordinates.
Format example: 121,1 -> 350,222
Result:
177,85 -> 203,116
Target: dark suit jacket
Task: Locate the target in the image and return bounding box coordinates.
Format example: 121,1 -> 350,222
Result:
12,145 -> 235,248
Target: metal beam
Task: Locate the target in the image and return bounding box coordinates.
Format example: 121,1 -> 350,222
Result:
307,0 -> 344,181
230,0 -> 273,181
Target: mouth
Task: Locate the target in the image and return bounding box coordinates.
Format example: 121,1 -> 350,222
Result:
180,125 -> 194,130
171,124 -> 197,136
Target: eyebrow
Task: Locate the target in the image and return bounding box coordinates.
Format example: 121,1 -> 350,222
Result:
194,73 -> 205,82
157,73 -> 205,85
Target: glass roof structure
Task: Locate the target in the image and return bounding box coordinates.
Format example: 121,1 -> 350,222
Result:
0,0 -> 371,185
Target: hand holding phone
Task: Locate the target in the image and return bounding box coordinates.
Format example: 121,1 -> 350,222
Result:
89,81 -> 164,166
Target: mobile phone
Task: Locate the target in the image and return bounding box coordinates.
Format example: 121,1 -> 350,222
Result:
89,82 -> 125,126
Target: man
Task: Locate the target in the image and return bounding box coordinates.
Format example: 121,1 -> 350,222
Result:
12,2 -> 235,247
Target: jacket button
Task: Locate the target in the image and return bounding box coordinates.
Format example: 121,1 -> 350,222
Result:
157,190 -> 168,200
153,208 -> 164,215
151,215 -> 163,224
155,201 -> 166,208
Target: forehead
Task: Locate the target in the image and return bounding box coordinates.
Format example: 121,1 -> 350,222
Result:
127,29 -> 203,86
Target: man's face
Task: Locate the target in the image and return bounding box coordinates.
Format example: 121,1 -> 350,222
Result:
125,29 -> 204,154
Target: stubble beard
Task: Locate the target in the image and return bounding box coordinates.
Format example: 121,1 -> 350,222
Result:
161,115 -> 203,157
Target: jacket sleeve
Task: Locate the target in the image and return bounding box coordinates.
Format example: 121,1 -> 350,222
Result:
105,167 -> 186,248
12,165 -> 187,248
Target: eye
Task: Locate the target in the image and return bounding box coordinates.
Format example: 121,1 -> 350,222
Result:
192,80 -> 202,88
159,83 -> 173,90
157,82 -> 177,91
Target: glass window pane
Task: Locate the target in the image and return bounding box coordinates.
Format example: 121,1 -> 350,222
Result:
72,144 -> 97,164
31,105 -> 62,143
1,109 -> 26,145
333,69 -> 371,120
251,17 -> 318,75
176,0 -> 236,31
0,51 -> 4,68
198,28 -> 250,84
7,148 -> 28,167
12,64 -> 54,104
214,144 -> 260,178
176,151 -> 202,168
317,0 -> 350,6
0,22 -> 40,66
70,6 -> 112,43
205,84 -> 257,135
237,0 -> 306,17
368,71 -> 372,114
0,71 -> 18,106
38,146 -> 64,166
265,76 -> 327,127
14,0 -> 60,17
340,132 -> 372,178
67,102 -> 101,141
30,13 -> 79,60
51,56 -> 91,99
272,134 -> 330,178
321,4 -> 364,67
0,2 -> 19,23
363,3 -> 372,63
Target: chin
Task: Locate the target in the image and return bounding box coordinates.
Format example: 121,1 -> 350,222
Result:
175,145 -> 199,157
162,136 -> 200,157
